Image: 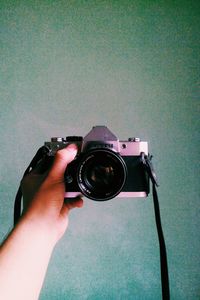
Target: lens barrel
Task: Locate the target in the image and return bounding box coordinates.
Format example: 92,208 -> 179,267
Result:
77,149 -> 127,201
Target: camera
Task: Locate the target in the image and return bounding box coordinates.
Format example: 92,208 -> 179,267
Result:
44,126 -> 150,201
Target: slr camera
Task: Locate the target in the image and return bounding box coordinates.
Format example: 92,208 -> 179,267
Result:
44,126 -> 150,201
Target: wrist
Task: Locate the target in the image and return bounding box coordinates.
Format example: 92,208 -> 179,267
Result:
19,213 -> 59,248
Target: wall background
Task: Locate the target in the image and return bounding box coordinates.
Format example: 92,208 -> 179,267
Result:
0,1 -> 199,299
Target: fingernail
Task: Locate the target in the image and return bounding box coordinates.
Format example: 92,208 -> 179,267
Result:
67,144 -> 78,154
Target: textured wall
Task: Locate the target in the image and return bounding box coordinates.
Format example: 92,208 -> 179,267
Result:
0,1 -> 199,299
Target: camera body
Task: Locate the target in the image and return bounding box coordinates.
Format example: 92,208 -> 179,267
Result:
44,126 -> 149,201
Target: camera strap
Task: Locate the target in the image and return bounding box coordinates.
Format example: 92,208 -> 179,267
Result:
141,153 -> 170,300
14,146 -> 48,226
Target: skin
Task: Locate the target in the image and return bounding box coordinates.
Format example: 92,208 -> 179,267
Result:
0,144 -> 83,300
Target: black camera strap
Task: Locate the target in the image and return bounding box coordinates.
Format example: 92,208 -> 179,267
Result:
141,153 -> 170,300
14,146 -> 48,226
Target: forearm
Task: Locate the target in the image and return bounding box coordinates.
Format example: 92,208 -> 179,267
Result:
0,145 -> 81,299
0,217 -> 56,300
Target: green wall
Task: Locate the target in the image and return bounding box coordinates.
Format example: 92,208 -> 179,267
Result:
0,1 -> 199,299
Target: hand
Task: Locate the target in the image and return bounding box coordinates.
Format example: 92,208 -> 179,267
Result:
21,144 -> 83,243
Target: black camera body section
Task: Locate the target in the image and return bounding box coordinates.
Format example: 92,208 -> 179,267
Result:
44,126 -> 149,201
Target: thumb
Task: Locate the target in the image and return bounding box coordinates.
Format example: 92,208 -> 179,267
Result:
48,144 -> 77,182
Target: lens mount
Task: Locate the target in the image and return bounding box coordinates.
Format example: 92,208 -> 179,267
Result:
77,149 -> 127,201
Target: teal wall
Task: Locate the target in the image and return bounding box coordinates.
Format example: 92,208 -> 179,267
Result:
0,1 -> 199,299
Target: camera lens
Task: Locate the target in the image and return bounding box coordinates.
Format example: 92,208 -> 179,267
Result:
86,164 -> 115,188
77,149 -> 127,201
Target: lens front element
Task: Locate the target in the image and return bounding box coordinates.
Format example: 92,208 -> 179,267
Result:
77,149 -> 127,201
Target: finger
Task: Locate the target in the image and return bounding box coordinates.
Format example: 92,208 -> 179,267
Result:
65,197 -> 84,208
60,197 -> 84,218
47,144 -> 78,182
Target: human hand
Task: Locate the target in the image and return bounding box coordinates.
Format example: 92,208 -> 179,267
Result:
21,144 -> 83,243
